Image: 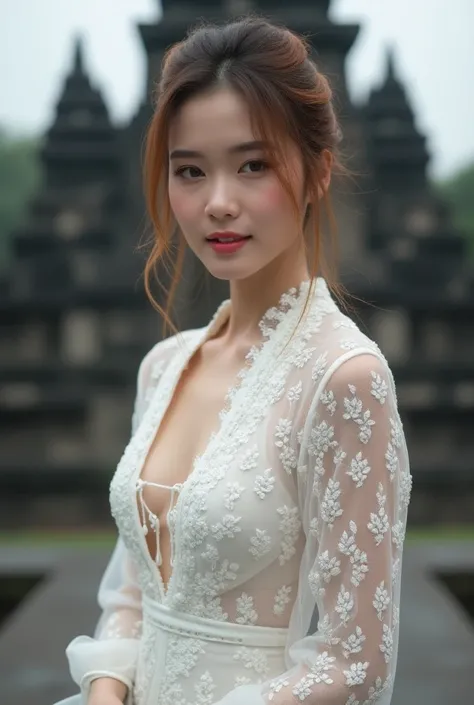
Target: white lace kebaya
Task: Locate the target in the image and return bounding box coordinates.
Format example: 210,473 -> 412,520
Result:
59,277 -> 411,705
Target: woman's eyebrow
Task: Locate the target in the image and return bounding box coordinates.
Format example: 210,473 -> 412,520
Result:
169,140 -> 268,160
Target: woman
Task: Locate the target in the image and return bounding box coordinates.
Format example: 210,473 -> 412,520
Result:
57,15 -> 411,705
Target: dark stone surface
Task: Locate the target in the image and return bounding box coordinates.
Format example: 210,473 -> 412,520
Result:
0,546 -> 106,705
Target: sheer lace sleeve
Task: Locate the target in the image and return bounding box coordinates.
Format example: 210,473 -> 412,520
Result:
65,539 -> 143,700
212,352 -> 411,705
63,349 -> 156,703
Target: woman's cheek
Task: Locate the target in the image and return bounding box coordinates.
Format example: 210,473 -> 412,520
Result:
256,180 -> 293,217
169,186 -> 197,223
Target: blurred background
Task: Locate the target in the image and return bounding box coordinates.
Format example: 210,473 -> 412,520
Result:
0,1 -> 473,703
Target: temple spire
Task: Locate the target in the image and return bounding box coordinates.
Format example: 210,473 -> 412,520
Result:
72,35 -> 85,75
385,46 -> 396,82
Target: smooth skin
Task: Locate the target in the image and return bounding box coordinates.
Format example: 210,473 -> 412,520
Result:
168,86 -> 332,350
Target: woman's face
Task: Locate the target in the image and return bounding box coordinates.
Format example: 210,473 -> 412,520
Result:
167,86 -> 311,283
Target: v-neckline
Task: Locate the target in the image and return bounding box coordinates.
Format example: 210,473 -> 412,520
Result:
132,277 -> 320,601
134,303 -> 252,600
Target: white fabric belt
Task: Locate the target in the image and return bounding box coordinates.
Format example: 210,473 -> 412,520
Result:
142,594 -> 289,648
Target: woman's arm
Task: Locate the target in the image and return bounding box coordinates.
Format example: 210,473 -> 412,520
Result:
62,343 -> 164,705
211,351 -> 411,704
88,676 -> 127,704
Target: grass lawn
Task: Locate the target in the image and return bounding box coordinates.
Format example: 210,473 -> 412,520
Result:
406,526 -> 474,543
0,529 -> 116,548
0,526 -> 473,548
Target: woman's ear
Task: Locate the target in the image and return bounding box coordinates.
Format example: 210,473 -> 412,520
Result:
303,202 -> 312,229
317,149 -> 333,199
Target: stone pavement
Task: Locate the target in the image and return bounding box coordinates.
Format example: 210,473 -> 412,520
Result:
391,541 -> 474,703
0,540 -> 473,705
0,545 -> 106,705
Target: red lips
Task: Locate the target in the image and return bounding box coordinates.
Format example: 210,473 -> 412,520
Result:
206,232 -> 250,241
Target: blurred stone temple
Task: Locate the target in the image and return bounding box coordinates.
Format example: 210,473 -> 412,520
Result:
1,0 -> 474,528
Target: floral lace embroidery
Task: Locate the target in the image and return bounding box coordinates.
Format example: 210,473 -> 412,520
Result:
338,521 -> 369,588
233,647 -> 271,680
224,481 -> 246,510
367,482 -> 390,545
101,612 -> 143,640
239,444 -> 260,472
249,528 -> 272,560
312,352 -> 328,381
254,468 -> 275,499
277,505 -> 301,565
343,385 -> 376,444
287,379 -> 303,403
371,370 -> 388,404
273,585 -> 292,615
274,418 -> 298,476
99,279 -> 409,705
132,618 -> 159,705
236,593 -> 258,624
373,581 -> 391,620
159,634 -> 206,705
194,671 -> 216,705
341,626 -> 367,659
346,451 -> 371,488
169,280 -> 333,617
234,675 -> 252,687
211,514 -> 242,541
320,389 -> 337,416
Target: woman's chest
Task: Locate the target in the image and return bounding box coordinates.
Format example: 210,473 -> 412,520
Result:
138,344 -> 249,529
173,429 -> 303,584
110,324 -> 314,592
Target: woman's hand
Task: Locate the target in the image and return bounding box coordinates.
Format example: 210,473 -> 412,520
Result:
88,676 -> 128,705
88,697 -> 123,705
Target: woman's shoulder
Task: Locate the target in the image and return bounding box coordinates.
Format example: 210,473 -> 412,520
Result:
304,305 -> 392,393
136,326 -> 204,390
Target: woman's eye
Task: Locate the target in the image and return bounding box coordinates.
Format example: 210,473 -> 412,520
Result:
174,166 -> 203,179
240,160 -> 268,174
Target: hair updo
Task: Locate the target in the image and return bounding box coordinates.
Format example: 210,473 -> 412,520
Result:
143,15 -> 346,338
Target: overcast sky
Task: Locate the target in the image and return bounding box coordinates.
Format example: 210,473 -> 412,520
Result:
1,0 -> 472,179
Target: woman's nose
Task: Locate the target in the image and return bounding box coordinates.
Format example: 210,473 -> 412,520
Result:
204,181 -> 240,219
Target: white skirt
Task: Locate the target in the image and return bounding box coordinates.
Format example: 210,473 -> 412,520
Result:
55,596 -> 289,705
133,594 -> 289,705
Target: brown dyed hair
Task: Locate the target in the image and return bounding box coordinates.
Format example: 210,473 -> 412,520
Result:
143,15 -> 347,340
